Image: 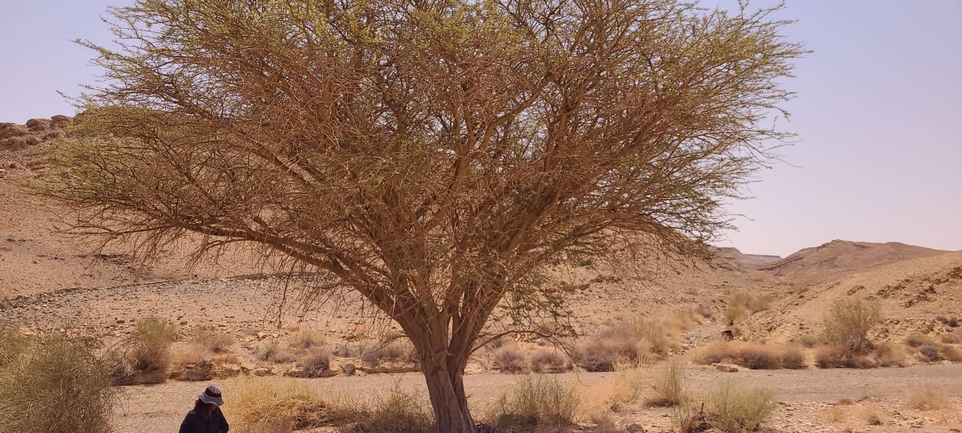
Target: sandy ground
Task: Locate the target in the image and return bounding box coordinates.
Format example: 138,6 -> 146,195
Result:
114,364 -> 962,432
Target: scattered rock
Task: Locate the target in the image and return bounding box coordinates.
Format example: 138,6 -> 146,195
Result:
340,363 -> 356,376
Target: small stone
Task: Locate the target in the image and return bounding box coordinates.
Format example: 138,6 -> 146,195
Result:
340,363 -> 356,376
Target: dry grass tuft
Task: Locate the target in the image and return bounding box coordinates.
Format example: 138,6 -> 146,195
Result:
491,344 -> 528,374
0,324 -> 28,367
606,366 -> 646,411
671,402 -> 709,433
351,383 -> 434,433
290,329 -> 326,350
647,359 -> 687,407
0,333 -> 115,433
226,377 -> 333,431
874,342 -> 910,367
907,384 -> 954,411
487,375 -> 583,430
904,333 -> 937,348
255,341 -> 297,364
705,380 -> 777,433
940,344 -> 962,362
190,326 -> 235,354
814,345 -> 878,369
529,347 -> 570,373
855,401 -> 889,426
917,344 -> 942,362
360,340 -> 416,368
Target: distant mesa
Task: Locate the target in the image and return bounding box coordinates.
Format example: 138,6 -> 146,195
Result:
0,115 -> 74,151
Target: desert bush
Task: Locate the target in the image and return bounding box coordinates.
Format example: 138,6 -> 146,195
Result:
874,342 -> 909,367
290,329 -> 326,350
940,332 -> 962,344
255,341 -> 297,363
671,402 -> 709,433
0,333 -> 115,433
940,344 -> 962,362
111,317 -> 179,384
573,318 -> 671,371
353,384 -> 434,433
728,291 -> 771,314
814,345 -> 877,369
487,375 -> 582,430
794,334 -> 821,348
296,348 -> 332,378
905,383 -> 953,411
607,367 -> 646,411
647,359 -> 687,407
191,326 -> 235,353
822,297 -> 881,354
907,384 -> 953,411
723,304 -> 747,326
226,377 -> 332,431
693,304 -> 714,321
917,344 -> 942,362
705,380 -> 777,433
360,340 -> 416,367
781,345 -> 807,369
735,344 -> 782,370
693,341 -> 735,365
491,344 -> 528,374
856,402 -> 889,426
529,347 -> 570,373
904,333 -> 937,348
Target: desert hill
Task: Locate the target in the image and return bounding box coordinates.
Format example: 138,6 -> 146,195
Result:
757,239 -> 950,282
745,250 -> 962,344
711,246 -> 781,269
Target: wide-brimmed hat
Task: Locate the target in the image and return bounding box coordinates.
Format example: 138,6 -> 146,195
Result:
198,385 -> 224,406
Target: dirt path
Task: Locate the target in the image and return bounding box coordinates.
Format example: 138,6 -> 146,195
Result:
113,364 -> 962,433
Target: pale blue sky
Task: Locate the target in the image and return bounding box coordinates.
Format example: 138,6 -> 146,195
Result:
1,1 -> 959,256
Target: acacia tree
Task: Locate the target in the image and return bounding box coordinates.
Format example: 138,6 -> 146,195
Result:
43,0 -> 803,431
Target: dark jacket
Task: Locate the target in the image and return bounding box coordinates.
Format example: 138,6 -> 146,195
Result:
178,407 -> 229,433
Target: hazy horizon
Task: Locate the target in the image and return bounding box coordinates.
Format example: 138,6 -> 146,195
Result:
1,0 -> 959,257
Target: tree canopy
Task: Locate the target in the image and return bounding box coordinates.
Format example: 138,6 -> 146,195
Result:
42,0 -> 803,431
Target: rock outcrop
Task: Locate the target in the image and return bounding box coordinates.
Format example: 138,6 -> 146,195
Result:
0,115 -> 74,151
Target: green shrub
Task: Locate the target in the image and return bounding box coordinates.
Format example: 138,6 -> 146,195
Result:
0,333 -> 115,433
706,380 -> 777,433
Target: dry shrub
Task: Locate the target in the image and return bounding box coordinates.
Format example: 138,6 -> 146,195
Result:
723,304 -> 747,326
492,344 -> 527,373
352,383 -> 434,433
191,326 -> 235,354
917,344 -> 942,362
728,292 -> 771,315
111,317 -> 179,384
255,341 -> 297,363
672,402 -> 709,433
694,341 -> 804,370
0,333 -> 115,433
589,412 -> 618,433
607,366 -> 646,411
296,347 -> 332,378
573,318 -> 670,371
226,377 -> 332,431
822,297 -> 881,354
905,333 -> 937,348
647,359 -> 687,407
940,344 -> 962,362
856,402 -> 889,426
907,384 -> 954,411
693,304 -> 714,321
814,345 -> 877,369
795,334 -> 821,348
487,375 -> 582,430
874,342 -> 909,367
735,344 -> 782,370
940,332 -> 962,344
705,380 -> 777,433
361,340 -> 416,368
781,345 -> 807,369
290,329 -> 326,350
529,347 -> 570,373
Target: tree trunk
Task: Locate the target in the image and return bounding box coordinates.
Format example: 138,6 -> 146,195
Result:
420,354 -> 478,433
